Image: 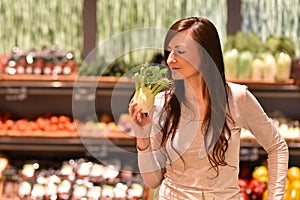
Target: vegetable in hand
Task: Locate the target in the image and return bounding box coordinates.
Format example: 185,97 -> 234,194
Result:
131,64 -> 173,113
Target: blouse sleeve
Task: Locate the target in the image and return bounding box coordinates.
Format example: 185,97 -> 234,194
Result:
238,88 -> 289,200
132,92 -> 167,189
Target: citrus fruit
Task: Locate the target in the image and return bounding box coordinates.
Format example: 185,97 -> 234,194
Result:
288,167 -> 300,182
252,165 -> 268,182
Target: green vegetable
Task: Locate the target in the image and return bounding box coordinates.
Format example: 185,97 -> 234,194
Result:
266,35 -> 295,57
276,52 -> 292,80
233,31 -> 249,52
202,191 -> 206,200
279,37 -> 295,57
251,57 -> 265,79
248,33 -> 264,54
266,35 -> 281,55
237,50 -> 254,78
261,52 -> 276,80
131,64 -> 173,113
223,49 -> 239,79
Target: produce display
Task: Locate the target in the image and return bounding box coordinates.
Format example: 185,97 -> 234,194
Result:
239,165 -> 300,200
78,52 -> 165,77
223,31 -> 295,81
1,158 -> 144,200
241,117 -> 300,141
0,46 -> 78,77
0,112 -> 76,137
0,112 -> 132,138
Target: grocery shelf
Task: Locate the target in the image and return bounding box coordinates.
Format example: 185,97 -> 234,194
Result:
0,76 -> 135,96
0,135 -> 136,153
0,77 -> 299,103
0,76 -> 298,94
0,135 -> 138,172
0,76 -> 299,166
0,135 -> 299,153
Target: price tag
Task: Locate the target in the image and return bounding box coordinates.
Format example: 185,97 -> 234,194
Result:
87,144 -> 108,158
5,87 -> 28,101
240,147 -> 259,161
73,88 -> 96,101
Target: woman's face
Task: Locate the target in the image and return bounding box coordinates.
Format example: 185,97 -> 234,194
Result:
166,29 -> 201,80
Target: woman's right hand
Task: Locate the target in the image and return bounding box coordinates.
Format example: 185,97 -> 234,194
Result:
128,101 -> 151,128
129,101 -> 152,150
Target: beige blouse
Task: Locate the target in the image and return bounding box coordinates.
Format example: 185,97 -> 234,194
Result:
134,82 -> 288,200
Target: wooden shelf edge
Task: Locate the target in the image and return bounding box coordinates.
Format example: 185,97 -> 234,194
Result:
0,74 -> 297,86
241,137 -> 300,145
227,78 -> 295,86
0,74 -> 135,84
0,131 -> 135,140
0,134 -> 299,146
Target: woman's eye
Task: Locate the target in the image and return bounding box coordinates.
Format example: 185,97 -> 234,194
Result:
176,49 -> 185,54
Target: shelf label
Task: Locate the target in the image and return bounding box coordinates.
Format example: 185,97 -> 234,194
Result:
73,88 -> 96,101
240,147 -> 259,161
87,144 -> 108,158
5,87 -> 28,101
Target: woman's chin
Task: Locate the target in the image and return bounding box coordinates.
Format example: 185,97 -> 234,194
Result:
171,73 -> 184,80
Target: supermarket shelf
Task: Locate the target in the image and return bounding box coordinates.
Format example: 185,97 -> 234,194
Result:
0,136 -> 136,153
0,76 -> 135,96
0,76 -> 299,159
0,135 -> 299,152
0,76 -> 298,89
0,76 -> 298,96
227,78 -> 296,85
240,138 -> 300,157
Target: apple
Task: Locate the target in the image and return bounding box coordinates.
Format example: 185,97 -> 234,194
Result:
240,191 -> 250,200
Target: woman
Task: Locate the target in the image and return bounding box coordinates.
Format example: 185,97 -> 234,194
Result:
129,17 -> 288,200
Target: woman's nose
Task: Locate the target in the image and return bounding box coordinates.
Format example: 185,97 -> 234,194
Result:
167,52 -> 177,65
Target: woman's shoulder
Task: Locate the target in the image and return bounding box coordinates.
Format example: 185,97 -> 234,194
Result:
226,82 -> 248,102
226,82 -> 250,123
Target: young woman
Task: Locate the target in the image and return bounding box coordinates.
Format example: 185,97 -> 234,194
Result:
129,17 -> 288,200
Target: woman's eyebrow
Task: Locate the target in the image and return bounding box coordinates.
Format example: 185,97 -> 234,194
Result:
167,44 -> 184,50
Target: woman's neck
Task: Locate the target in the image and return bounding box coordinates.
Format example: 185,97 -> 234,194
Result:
183,76 -> 207,120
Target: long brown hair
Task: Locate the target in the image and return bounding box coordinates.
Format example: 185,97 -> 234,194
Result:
162,17 -> 231,175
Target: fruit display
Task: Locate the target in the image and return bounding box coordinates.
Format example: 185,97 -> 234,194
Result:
0,46 -> 78,77
77,113 -> 133,138
239,165 -> 300,200
0,112 -> 133,138
0,112 -> 77,137
1,158 -> 145,200
223,31 -> 295,81
78,52 -> 165,77
241,117 -> 300,142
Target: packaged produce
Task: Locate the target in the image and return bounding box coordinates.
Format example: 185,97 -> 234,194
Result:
251,57 -> 265,79
261,53 -> 276,80
2,46 -> 78,76
237,51 -> 254,78
276,52 -> 292,80
223,49 -> 239,79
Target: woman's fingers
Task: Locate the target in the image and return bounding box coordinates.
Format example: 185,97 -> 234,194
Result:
128,102 -> 137,115
129,102 -> 150,126
129,102 -> 140,124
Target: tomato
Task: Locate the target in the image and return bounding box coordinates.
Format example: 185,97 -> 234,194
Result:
240,191 -> 250,200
